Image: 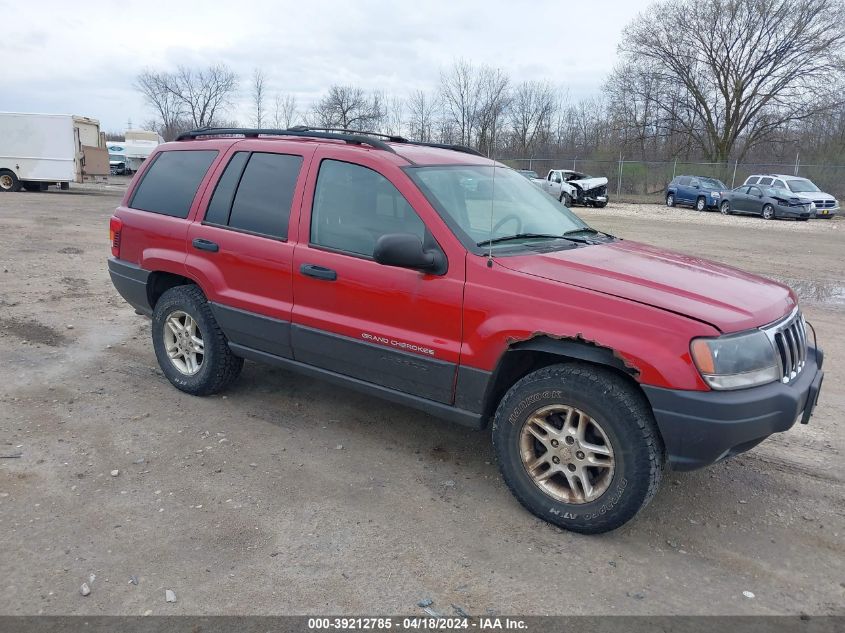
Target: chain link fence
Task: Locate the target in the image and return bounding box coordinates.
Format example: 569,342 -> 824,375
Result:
501,157 -> 845,203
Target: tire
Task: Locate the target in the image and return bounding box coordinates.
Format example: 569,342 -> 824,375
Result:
0,169 -> 21,192
720,200 -> 732,215
152,285 -> 243,396
593,201 -> 607,209
492,363 -> 665,534
695,196 -> 707,212
560,192 -> 573,207
762,204 -> 775,220
666,193 -> 675,207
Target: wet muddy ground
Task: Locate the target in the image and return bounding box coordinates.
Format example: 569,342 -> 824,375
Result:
0,187 -> 843,616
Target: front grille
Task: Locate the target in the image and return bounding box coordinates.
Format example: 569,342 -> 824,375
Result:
763,309 -> 807,383
813,199 -> 835,208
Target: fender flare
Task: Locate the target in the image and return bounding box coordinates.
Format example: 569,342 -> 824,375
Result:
506,334 -> 639,378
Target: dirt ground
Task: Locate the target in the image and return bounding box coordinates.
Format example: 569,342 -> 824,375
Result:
0,184 -> 842,616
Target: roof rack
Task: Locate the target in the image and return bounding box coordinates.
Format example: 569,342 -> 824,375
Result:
175,126 -> 487,158
175,127 -> 396,153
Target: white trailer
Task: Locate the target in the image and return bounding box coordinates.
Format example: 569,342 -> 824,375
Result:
0,112 -> 109,192
107,131 -> 162,175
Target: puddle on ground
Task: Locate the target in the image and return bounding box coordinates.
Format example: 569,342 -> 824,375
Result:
772,278 -> 845,306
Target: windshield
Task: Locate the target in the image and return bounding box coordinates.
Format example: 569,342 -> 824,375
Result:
110,155 -> 126,162
763,186 -> 791,197
701,178 -> 727,189
407,165 -> 589,249
786,178 -> 820,193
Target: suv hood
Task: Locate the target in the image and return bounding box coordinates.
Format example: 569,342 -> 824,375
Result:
498,240 -> 796,332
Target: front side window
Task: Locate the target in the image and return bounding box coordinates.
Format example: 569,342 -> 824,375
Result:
677,176 -> 690,186
204,152 -> 303,239
310,160 -> 426,257
130,150 -> 218,218
407,165 -> 589,250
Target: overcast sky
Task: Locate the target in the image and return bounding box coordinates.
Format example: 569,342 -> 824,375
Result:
1,0 -> 650,132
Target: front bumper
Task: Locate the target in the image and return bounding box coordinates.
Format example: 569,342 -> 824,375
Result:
813,208 -> 838,218
642,346 -> 824,471
776,206 -> 814,219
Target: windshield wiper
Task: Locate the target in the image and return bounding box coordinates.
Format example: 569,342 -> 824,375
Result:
476,233 -> 566,247
562,227 -> 614,239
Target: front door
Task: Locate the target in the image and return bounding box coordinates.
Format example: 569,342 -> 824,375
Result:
290,149 -> 465,404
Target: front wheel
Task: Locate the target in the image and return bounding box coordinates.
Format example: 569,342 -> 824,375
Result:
0,169 -> 21,192
666,193 -> 675,207
696,196 -> 707,212
560,192 -> 573,207
492,363 -> 664,534
762,204 -> 775,220
720,200 -> 732,215
152,285 -> 243,395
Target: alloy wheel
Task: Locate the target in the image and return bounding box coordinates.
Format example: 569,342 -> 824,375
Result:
163,310 -> 205,375
519,404 -> 615,504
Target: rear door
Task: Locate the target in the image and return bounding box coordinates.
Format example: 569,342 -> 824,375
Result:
184,142 -> 315,359
290,148 -> 466,403
732,186 -> 751,212
675,176 -> 692,203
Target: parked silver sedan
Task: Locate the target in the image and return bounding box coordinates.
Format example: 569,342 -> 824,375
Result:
718,185 -> 814,220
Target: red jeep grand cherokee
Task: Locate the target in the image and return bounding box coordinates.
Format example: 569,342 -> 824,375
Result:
108,128 -> 824,533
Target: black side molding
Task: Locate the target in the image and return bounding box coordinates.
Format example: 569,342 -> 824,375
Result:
229,342 -> 484,430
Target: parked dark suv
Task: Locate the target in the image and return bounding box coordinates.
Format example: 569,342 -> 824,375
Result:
108,127 -> 824,534
666,175 -> 727,211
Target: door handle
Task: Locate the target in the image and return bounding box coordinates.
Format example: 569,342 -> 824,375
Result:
192,238 -> 219,253
300,263 -> 337,281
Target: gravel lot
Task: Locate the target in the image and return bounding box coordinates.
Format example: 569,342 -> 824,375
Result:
0,185 -> 843,616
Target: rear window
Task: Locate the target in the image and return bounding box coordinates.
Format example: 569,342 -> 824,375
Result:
130,150 -> 218,218
204,152 -> 303,239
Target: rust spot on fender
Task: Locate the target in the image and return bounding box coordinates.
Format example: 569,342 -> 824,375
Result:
505,331 -> 641,378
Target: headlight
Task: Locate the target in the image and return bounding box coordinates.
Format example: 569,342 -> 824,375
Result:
690,330 -> 779,390
810,202 -> 817,211
777,198 -> 788,206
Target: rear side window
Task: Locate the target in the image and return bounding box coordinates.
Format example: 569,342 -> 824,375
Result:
758,177 -> 773,186
204,152 -> 303,239
746,176 -> 759,184
130,150 -> 218,218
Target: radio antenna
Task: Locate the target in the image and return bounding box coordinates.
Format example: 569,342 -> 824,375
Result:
487,160 -> 496,267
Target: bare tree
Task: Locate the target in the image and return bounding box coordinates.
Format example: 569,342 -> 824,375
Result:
272,93 -> 298,128
619,0 -> 845,161
312,85 -> 383,129
407,90 -> 438,141
135,70 -> 186,140
439,59 -> 483,146
509,81 -> 556,155
475,66 -> 511,156
135,65 -> 238,138
251,68 -> 266,128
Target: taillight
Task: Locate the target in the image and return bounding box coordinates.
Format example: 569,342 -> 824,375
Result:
109,216 -> 122,257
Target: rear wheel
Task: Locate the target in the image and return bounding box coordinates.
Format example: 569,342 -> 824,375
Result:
152,285 -> 243,395
695,196 -> 707,212
762,204 -> 775,220
666,193 -> 675,207
492,363 -> 664,534
720,200 -> 732,215
0,169 -> 21,192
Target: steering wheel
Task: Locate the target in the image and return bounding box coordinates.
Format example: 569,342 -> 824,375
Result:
491,214 -> 522,236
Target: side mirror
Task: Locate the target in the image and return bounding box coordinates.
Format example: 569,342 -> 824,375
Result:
373,233 -> 445,274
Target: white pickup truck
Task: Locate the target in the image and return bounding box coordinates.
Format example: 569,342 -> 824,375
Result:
531,169 -> 609,207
